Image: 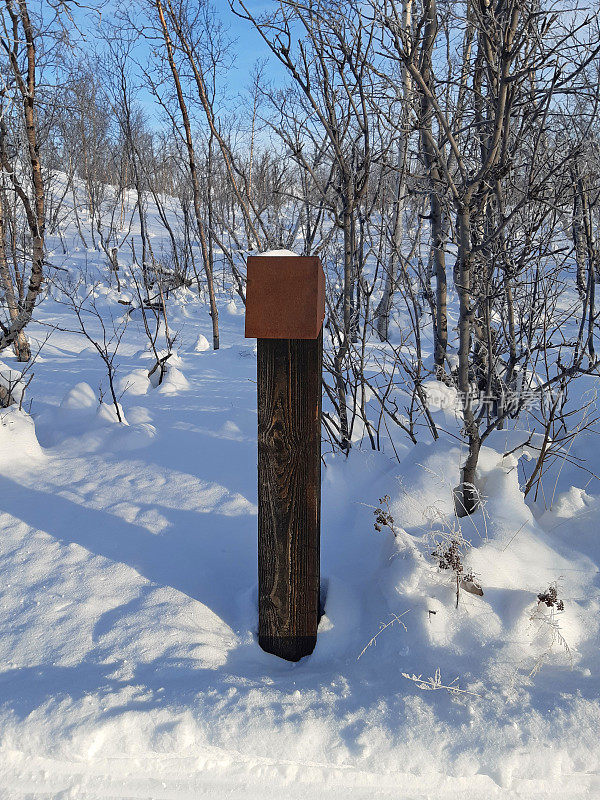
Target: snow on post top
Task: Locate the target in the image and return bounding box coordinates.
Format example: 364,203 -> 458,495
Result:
259,249 -> 298,257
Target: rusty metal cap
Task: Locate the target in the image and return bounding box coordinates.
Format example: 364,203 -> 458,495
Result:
245,255 -> 325,339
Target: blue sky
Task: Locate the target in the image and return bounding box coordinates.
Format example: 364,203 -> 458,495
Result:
219,2 -> 286,96
84,0 -> 286,118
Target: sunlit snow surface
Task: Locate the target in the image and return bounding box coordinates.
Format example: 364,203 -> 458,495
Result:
0,197 -> 599,798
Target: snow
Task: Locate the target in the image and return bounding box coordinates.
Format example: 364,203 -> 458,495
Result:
0,202 -> 599,799
226,298 -> 244,316
259,249 -> 298,257
0,406 -> 44,464
194,334 -> 211,352
0,361 -> 30,406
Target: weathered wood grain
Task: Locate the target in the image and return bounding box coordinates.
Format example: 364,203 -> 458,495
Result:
257,331 -> 322,661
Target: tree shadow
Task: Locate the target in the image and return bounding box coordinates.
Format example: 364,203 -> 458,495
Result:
0,474 -> 255,628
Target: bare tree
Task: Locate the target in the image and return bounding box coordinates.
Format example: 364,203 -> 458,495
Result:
234,0 -> 385,451
375,0 -> 600,512
0,0 -> 48,361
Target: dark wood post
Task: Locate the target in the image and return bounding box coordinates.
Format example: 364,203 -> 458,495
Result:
245,255 -> 325,661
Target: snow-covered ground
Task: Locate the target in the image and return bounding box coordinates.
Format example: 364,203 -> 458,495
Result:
0,206 -> 599,798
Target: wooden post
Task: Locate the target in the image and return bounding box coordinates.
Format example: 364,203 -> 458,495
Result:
245,255 -> 325,661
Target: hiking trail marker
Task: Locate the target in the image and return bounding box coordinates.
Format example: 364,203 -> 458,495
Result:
245,254 -> 325,661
